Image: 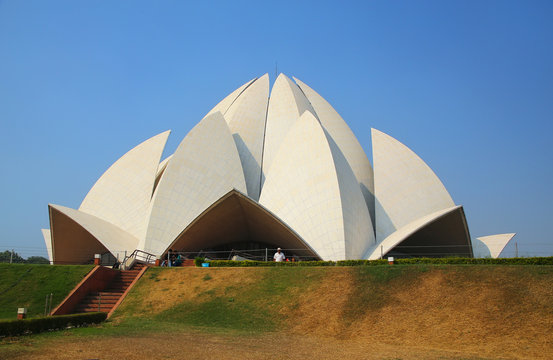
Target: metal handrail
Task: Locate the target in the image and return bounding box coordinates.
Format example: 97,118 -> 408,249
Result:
121,249 -> 157,270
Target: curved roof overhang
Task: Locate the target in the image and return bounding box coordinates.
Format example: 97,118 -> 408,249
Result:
162,189 -> 321,259
49,204 -> 138,264
366,205 -> 472,259
49,206 -> 109,264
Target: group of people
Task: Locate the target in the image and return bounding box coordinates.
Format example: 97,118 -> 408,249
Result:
161,250 -> 187,267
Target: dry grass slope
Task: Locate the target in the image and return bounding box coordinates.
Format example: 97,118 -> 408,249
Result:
2,265 -> 552,360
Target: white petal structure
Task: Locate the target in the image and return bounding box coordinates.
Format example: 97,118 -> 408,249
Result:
372,128 -> 455,243
364,206 -> 468,259
49,204 -> 139,264
41,229 -> 53,264
262,74 -> 317,183
473,233 -> 516,258
259,111 -> 373,260
224,74 -> 269,200
142,112 -> 247,256
294,77 -> 375,227
43,73 -> 512,264
79,131 -> 170,240
205,78 -> 256,117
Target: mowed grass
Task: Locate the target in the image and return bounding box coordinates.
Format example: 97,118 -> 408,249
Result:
0,263 -> 93,320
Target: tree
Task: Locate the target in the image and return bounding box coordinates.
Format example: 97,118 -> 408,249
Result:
0,250 -> 25,263
26,256 -> 50,264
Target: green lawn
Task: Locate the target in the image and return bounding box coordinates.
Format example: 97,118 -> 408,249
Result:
0,263 -> 93,320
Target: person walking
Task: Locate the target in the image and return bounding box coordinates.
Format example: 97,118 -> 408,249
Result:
273,248 -> 285,262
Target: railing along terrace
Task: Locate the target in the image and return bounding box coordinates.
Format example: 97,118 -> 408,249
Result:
162,248 -> 320,265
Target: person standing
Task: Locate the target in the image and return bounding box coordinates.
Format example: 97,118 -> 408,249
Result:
273,248 -> 285,262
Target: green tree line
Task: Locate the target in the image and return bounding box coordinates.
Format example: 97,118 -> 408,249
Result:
0,250 -> 49,264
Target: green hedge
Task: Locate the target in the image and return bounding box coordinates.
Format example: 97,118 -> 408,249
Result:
0,312 -> 107,337
196,257 -> 553,267
194,257 -> 205,267
393,257 -> 553,265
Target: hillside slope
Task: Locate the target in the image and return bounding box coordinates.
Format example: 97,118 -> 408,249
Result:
0,264 -> 93,319
113,265 -> 553,359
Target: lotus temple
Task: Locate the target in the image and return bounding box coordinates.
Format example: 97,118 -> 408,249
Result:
42,74 -> 515,264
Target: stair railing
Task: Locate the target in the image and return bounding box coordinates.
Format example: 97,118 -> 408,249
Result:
120,249 -> 157,270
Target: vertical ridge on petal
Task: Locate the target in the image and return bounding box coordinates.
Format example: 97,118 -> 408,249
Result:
261,74 -> 317,185
324,131 -> 375,259
225,74 -> 269,200
294,77 -> 375,227
260,111 -> 372,260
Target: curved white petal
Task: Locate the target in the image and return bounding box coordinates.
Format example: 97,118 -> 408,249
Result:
372,128 -> 455,242
205,78 -> 256,117
50,204 -> 139,263
79,130 -> 170,240
153,154 -> 173,195
41,229 -> 53,263
143,112 -> 247,256
156,155 -> 173,178
473,233 -> 516,258
262,74 -> 317,184
293,77 -> 375,226
366,205 -> 463,260
260,111 -> 373,260
225,74 -> 269,200
325,132 -> 376,258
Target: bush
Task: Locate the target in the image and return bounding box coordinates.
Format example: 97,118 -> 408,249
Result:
207,260 -> 336,267
0,312 -> 107,337
200,257 -> 553,267
394,257 -> 553,265
336,259 -> 388,266
194,257 -> 205,267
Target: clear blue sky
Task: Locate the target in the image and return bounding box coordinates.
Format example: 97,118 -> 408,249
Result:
1,0 -> 552,258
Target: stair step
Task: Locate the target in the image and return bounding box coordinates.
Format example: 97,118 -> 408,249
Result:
88,293 -> 124,298
70,265 -> 143,315
83,298 -> 118,304
75,306 -> 113,312
76,303 -> 114,309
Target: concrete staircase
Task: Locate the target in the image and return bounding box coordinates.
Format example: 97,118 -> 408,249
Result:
74,263 -> 145,313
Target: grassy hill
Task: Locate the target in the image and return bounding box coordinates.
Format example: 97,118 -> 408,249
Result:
109,265 -> 553,358
2,264 -> 552,359
0,263 -> 93,320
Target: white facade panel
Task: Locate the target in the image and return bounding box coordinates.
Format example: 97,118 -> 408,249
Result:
372,128 -> 455,243
143,112 -> 247,256
79,131 -> 170,240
